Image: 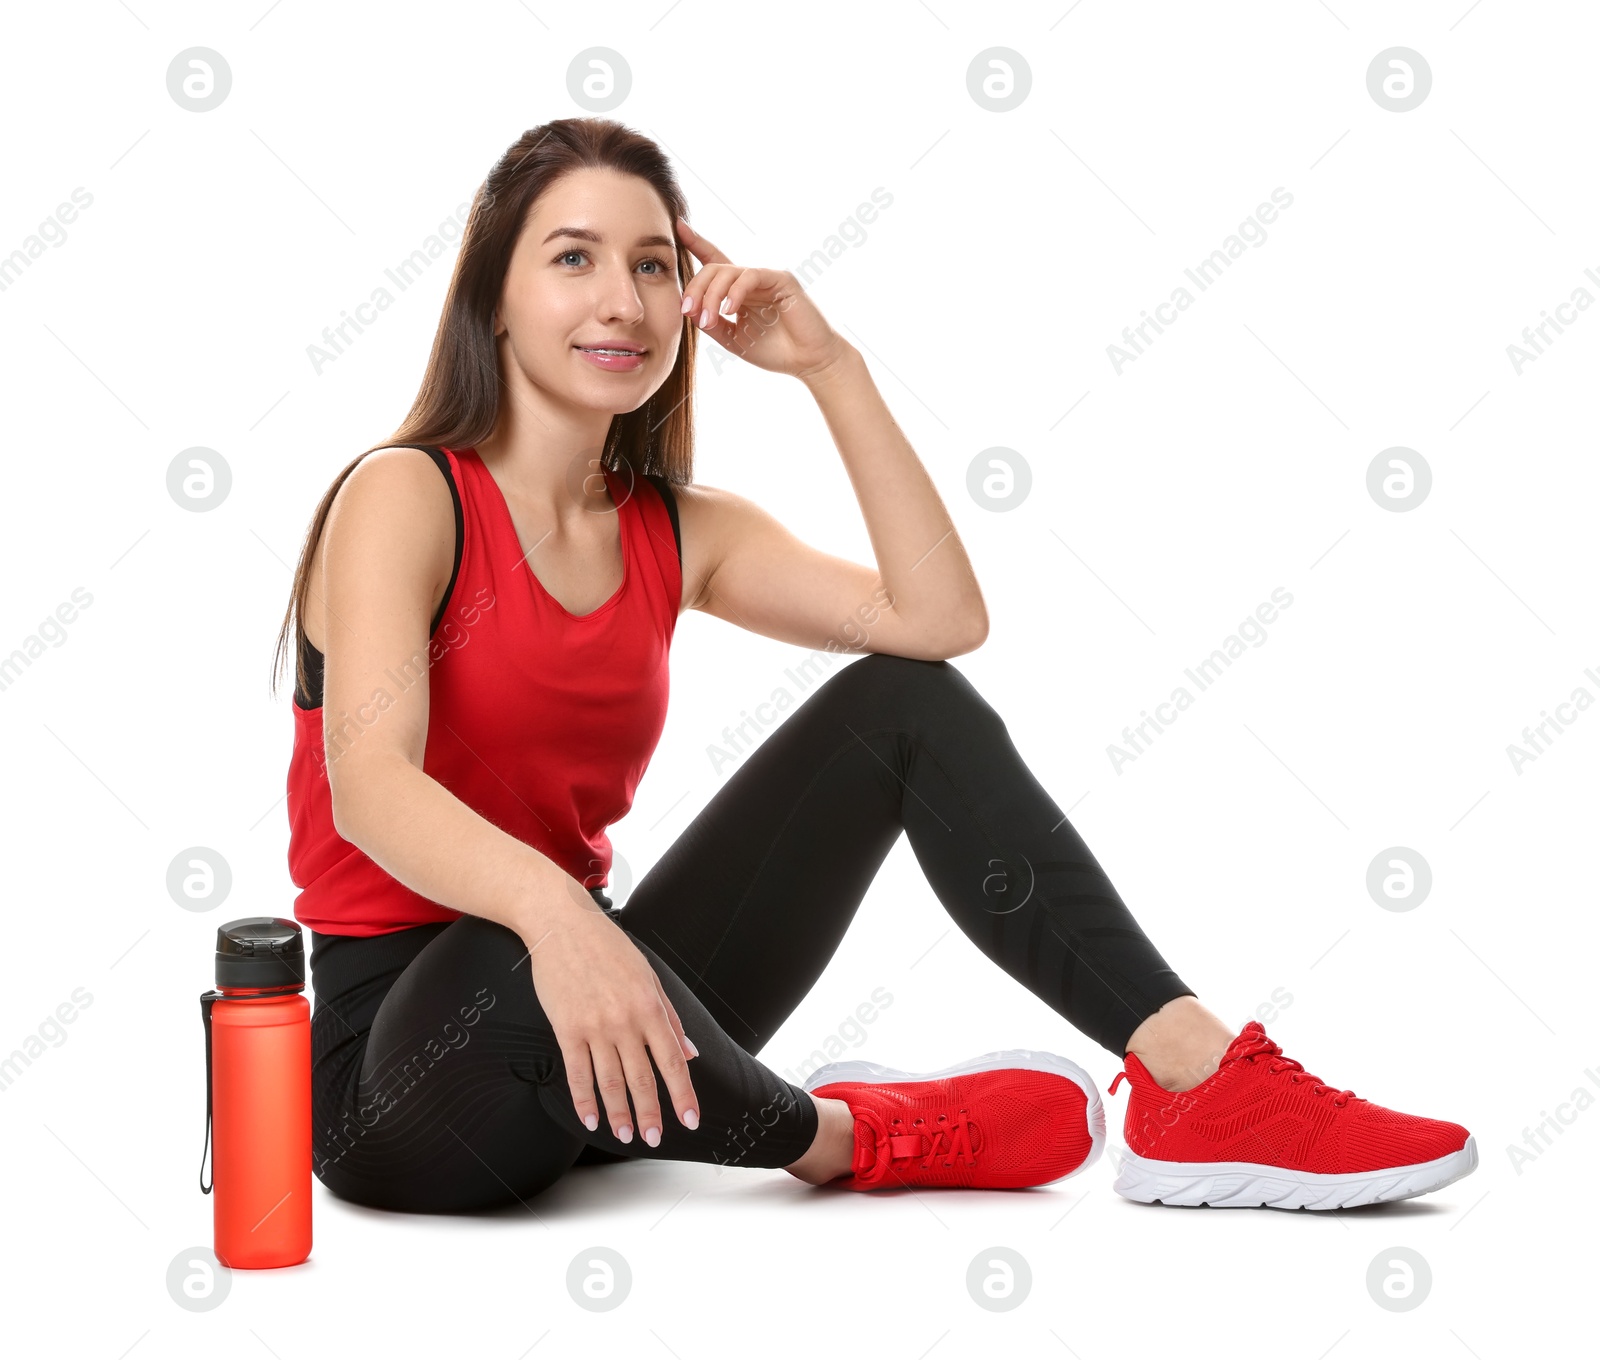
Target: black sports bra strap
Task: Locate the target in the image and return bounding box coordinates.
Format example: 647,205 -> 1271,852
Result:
642,472 -> 682,570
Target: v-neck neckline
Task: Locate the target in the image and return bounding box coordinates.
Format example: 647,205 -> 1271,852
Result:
466,447 -> 630,621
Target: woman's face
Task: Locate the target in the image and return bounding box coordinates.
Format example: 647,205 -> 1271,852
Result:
493,167 -> 683,415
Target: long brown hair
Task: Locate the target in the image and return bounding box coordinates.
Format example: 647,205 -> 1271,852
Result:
270,116 -> 698,702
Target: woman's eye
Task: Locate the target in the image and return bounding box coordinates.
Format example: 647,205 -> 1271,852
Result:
557,250 -> 669,274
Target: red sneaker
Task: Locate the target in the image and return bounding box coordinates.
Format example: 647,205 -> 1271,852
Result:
803,1049 -> 1104,1191
1108,1020 -> 1477,1209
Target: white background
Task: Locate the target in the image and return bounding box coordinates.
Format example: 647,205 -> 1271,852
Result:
1,1 -> 1594,1356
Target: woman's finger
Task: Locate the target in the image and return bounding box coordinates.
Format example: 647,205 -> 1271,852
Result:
561,1040 -> 602,1134
676,215 -> 729,266
691,266 -> 743,333
680,261 -> 729,328
645,1007 -> 702,1133
618,1038 -> 667,1148
652,971 -> 699,1061
722,267 -> 784,323
589,1042 -> 637,1144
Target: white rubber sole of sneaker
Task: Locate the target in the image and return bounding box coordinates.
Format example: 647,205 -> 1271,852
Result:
1110,1135 -> 1479,1210
801,1048 -> 1106,1184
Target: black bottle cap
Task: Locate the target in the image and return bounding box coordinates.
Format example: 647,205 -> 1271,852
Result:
214,917 -> 306,991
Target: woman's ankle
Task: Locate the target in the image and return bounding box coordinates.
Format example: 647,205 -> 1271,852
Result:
1124,995 -> 1235,1092
783,1095 -> 855,1185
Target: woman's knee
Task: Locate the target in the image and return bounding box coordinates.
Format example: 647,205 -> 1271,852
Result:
820,651 -> 989,726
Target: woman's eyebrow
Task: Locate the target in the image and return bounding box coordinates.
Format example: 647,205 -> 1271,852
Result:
541,226 -> 675,248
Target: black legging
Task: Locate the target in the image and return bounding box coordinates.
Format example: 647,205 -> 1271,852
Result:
309,653 -> 1195,1212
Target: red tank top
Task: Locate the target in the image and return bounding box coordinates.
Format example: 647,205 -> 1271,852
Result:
286,445 -> 682,937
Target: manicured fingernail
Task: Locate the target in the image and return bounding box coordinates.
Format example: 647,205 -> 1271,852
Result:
644,1125 -> 661,1147
681,293 -> 694,314
617,1124 -> 633,1143
684,1108 -> 699,1130
584,1112 -> 598,1131
684,1036 -> 700,1058
699,308 -> 712,329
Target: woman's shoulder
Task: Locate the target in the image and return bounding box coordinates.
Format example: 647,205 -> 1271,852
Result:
323,446 -> 458,605
657,480 -> 759,614
334,446 -> 458,523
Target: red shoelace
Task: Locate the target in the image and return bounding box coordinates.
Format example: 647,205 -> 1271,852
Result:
1227,1025 -> 1358,1107
853,1104 -> 982,1185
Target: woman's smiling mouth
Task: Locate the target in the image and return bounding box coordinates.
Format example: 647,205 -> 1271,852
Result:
575,343 -> 647,371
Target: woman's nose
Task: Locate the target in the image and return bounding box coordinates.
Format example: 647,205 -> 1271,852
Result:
599,271 -> 645,321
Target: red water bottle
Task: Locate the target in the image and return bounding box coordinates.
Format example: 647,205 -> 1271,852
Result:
198,917 -> 312,1269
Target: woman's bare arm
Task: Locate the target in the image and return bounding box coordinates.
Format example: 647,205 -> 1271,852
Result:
673,345 -> 990,661
317,448 -> 591,941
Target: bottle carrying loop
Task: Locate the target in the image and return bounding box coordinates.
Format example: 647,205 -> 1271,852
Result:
199,989 -> 223,1194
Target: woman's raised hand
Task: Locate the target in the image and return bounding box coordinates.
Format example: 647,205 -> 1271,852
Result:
675,216 -> 851,381
520,904 -> 700,1147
